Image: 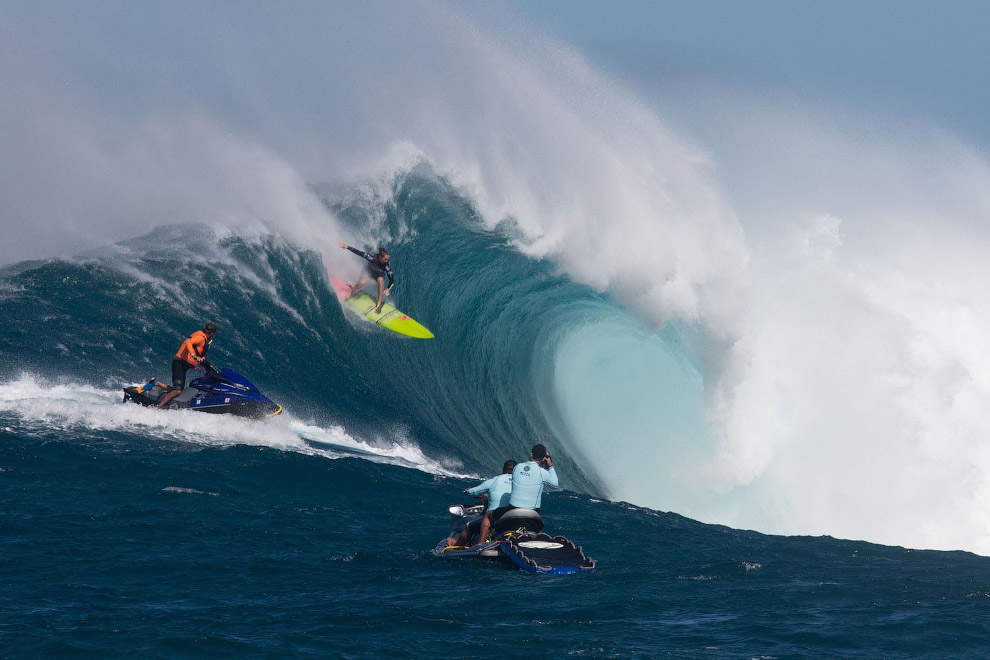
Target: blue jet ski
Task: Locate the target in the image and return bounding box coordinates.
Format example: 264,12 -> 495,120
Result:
432,502 -> 596,575
122,360 -> 282,418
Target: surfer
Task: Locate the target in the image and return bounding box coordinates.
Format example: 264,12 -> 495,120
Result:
156,323 -> 217,408
447,459 -> 517,547
477,444 -> 557,544
338,241 -> 393,313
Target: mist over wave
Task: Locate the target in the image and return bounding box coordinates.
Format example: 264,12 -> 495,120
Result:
3,2 -> 990,555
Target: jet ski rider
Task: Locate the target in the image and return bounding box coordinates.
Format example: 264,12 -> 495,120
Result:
447,459 -> 517,547
476,444 -> 558,544
156,322 -> 217,409
338,241 -> 393,314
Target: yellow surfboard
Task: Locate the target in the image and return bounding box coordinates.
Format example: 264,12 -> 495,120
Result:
330,276 -> 434,339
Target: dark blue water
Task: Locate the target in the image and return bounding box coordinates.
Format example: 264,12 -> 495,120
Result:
2,171 -> 988,658
3,430 -> 987,659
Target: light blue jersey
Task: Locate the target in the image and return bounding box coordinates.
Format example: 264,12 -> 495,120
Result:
466,473 -> 513,512
509,462 -> 558,509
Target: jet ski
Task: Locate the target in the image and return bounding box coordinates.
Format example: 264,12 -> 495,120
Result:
122,360 -> 282,418
432,502 -> 596,575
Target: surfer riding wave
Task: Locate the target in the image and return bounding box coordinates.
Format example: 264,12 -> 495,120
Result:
339,241 -> 393,313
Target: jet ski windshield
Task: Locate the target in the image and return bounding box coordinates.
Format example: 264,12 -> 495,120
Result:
215,368 -> 260,392
196,362 -> 260,392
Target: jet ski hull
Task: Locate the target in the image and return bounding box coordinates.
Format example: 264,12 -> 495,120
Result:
122,364 -> 282,418
433,504 -> 596,574
432,539 -> 502,558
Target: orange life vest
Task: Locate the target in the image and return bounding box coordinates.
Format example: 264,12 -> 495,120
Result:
175,330 -> 210,367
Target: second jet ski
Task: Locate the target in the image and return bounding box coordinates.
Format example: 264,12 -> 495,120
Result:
432,502 -> 596,575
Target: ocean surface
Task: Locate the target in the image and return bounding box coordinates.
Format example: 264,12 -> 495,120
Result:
2,170 -> 988,658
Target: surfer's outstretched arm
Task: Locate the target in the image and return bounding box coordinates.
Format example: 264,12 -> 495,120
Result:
340,242 -> 374,262
340,241 -> 364,257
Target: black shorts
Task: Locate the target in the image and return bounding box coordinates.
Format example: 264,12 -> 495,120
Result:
171,358 -> 193,390
491,505 -> 513,522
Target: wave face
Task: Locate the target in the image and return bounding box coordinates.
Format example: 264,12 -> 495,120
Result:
1,167 -> 647,494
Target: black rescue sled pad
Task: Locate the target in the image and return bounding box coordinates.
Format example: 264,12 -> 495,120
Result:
499,531 -> 596,575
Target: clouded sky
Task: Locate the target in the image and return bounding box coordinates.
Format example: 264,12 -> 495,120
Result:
504,0 -> 990,147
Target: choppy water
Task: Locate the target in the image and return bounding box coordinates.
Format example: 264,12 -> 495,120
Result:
3,426 -> 988,659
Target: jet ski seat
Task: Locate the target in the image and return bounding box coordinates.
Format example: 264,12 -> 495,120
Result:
171,387 -> 198,405
493,508 -> 544,536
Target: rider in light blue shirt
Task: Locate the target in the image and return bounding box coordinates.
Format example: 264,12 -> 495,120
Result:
476,444 -> 558,544
508,444 -> 558,510
467,471 -> 513,512
447,460 -> 517,547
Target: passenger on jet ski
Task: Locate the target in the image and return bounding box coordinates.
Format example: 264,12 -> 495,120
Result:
447,459 -> 517,547
156,322 -> 216,408
478,444 -> 557,544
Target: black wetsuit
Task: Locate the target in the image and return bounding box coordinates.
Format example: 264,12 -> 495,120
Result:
347,246 -> 394,289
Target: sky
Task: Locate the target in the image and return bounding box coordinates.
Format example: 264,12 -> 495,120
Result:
503,0 -> 990,149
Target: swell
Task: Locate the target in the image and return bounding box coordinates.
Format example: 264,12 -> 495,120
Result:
1,169 -> 671,495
